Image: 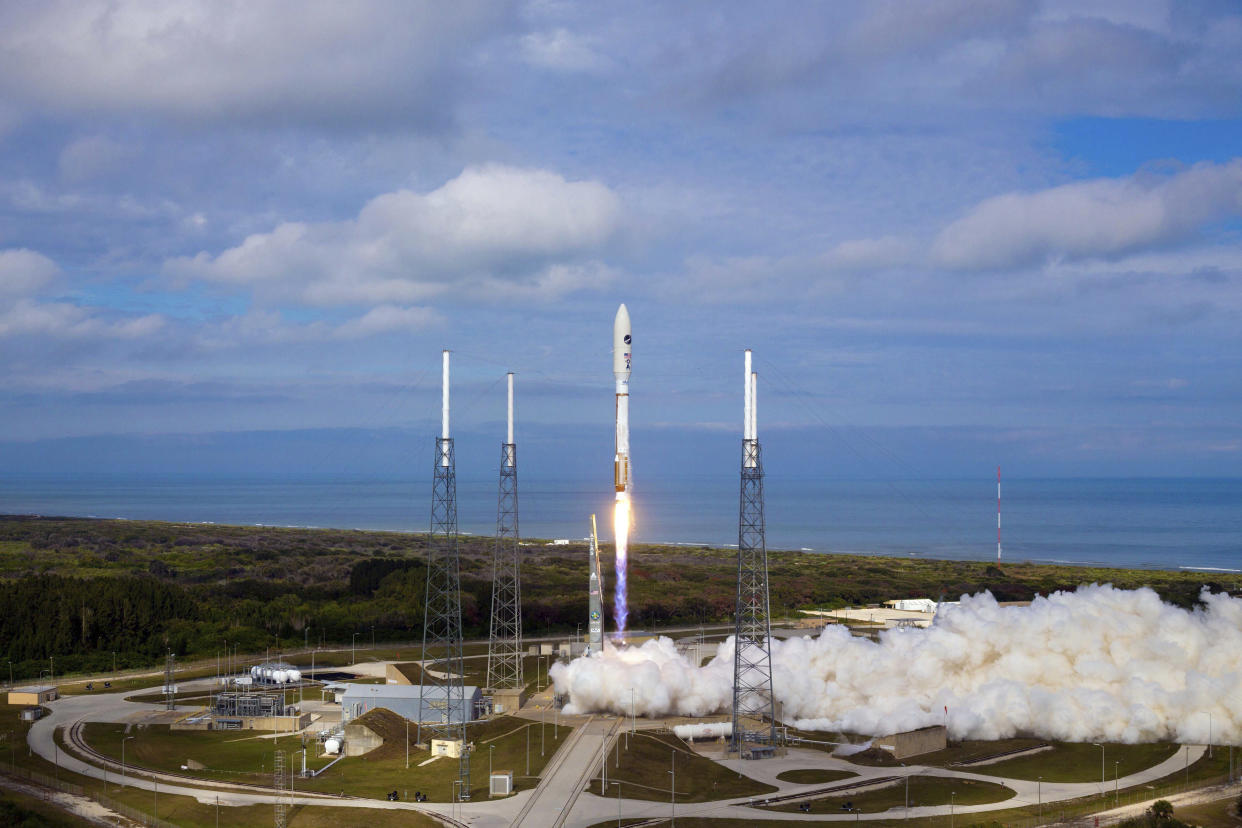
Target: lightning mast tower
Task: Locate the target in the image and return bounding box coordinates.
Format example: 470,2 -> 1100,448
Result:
731,349 -> 776,753
419,350 -> 471,800
997,466 -> 1002,563
163,650 -> 175,711
487,373 -> 523,692
587,514 -> 604,654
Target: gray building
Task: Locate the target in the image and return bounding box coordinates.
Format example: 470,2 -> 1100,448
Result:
341,683 -> 484,725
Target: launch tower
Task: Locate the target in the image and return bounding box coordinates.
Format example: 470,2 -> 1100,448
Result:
731,349 -> 776,753
419,350 -> 471,800
487,373 -> 523,691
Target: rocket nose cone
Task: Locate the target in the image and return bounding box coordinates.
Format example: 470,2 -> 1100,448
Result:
614,303 -> 630,331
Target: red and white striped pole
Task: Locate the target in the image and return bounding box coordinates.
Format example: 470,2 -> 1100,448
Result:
996,465 -> 1002,563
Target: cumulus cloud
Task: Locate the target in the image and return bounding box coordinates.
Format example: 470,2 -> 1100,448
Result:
333,305 -> 441,339
521,28 -> 609,72
0,1 -> 512,127
932,160 -> 1242,271
0,299 -> 164,340
166,165 -> 622,305
0,248 -> 60,296
553,585 -> 1242,744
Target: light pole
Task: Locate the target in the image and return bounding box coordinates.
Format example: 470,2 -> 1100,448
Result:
900,763 -> 909,820
669,759 -> 676,828
1092,743 -> 1105,794
352,633 -> 358,665
541,707 -> 545,757
1038,776 -> 1042,822
122,736 -> 134,786
371,626 -> 375,650
629,687 -> 636,745
617,780 -> 622,827
1115,760 -> 1120,805
489,745 -> 494,782
950,791 -> 955,828
526,724 -> 530,776
406,719 -> 409,770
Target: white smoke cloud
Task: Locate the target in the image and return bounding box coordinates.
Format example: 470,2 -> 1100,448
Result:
551,585 -> 1242,744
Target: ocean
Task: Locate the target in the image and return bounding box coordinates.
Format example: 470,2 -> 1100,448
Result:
1,475 -> 1239,572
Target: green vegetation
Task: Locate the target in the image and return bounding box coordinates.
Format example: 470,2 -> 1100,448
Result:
81,714 -> 569,803
766,774 -> 1016,814
975,741 -> 1180,782
0,789 -> 91,827
82,723 -> 330,780
840,738 -> 1048,767
0,514 -> 1234,682
774,768 -> 858,784
590,730 -> 777,803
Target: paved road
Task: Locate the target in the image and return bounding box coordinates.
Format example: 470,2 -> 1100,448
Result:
27,672 -> 1211,826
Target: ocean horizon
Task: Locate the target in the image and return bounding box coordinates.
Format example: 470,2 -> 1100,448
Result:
2,474 -> 1239,574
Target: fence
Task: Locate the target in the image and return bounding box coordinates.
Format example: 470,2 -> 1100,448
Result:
960,773 -> 1235,828
3,763 -> 179,828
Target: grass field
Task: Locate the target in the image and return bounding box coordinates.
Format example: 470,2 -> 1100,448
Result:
588,730 -> 777,804
975,741 -> 1180,782
83,714 -> 570,802
0,785 -> 94,826
774,768 -> 858,784
766,774 -> 1016,815
82,723 -> 331,780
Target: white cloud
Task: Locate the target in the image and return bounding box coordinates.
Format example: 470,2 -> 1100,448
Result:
333,305 -> 442,339
58,134 -> 134,181
520,28 -> 608,72
0,248 -> 60,297
932,159 -> 1242,270
166,164 -> 623,305
0,1 -> 512,126
0,299 -> 164,339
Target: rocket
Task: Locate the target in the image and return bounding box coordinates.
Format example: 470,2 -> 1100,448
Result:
613,304 -> 632,493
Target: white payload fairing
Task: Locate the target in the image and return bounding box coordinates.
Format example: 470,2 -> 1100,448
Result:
613,304 -> 632,493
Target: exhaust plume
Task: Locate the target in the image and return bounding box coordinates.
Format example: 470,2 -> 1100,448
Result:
550,584 -> 1242,744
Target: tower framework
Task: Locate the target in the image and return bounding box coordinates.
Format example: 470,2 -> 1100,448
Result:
486,438 -> 523,690
419,351 -> 471,800
731,356 -> 776,752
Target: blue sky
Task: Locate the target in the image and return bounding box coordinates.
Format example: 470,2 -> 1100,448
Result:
1,1 -> 1241,479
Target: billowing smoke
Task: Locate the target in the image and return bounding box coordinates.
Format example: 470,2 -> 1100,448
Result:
550,585 -> 1242,744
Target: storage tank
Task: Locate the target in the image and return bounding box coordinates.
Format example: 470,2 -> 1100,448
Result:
287,669 -> 302,683
273,669 -> 288,684
323,738 -> 341,755
672,722 -> 733,741
235,676 -> 253,687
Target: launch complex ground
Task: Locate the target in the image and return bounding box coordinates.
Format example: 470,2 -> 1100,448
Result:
4,632 -> 1237,828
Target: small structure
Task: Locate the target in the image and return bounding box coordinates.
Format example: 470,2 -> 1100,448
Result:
174,690 -> 310,732
490,770 -> 513,797
431,738 -> 462,759
8,686 -> 57,706
341,683 -> 484,725
877,725 -> 947,759
489,688 -> 527,715
883,599 -> 938,613
19,707 -> 43,722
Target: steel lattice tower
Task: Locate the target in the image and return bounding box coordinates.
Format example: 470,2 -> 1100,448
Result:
487,373 -> 523,691
731,353 -> 776,752
273,749 -> 287,828
419,351 -> 471,801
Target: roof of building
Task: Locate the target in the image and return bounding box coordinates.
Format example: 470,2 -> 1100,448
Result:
342,683 -> 481,699
12,685 -> 55,693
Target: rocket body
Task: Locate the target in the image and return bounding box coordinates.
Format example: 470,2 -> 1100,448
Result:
613,304 -> 632,493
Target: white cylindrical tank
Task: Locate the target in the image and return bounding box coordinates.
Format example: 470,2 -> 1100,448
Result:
250,666 -> 259,678
323,738 -> 341,755
273,669 -> 288,684
673,722 -> 733,741
235,676 -> 253,687
288,669 -> 302,682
